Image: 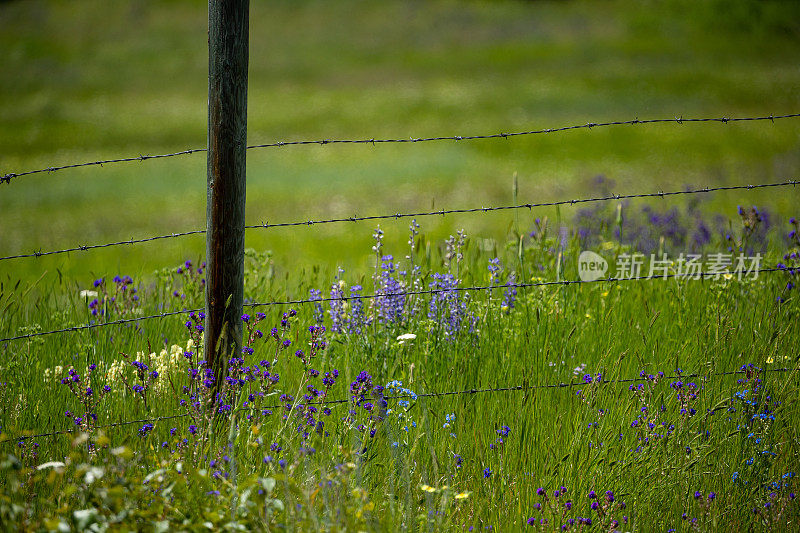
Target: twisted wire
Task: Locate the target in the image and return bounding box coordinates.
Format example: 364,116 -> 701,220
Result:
3,113 -> 798,184
0,266 -> 789,343
2,367 -> 791,444
0,308 -> 201,343
2,179 -> 797,262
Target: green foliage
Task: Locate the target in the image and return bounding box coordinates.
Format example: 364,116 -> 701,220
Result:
1,0 -> 799,530
1,214 -> 799,530
1,0 -> 799,281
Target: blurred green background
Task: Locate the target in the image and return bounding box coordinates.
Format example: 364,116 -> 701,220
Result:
1,0 -> 799,287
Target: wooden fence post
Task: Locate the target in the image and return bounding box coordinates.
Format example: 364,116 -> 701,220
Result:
205,0 -> 249,395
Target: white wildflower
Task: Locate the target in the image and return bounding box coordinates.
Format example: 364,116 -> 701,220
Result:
84,466 -> 104,484
397,333 -> 417,345
106,360 -> 126,385
79,290 -> 98,300
37,461 -> 66,470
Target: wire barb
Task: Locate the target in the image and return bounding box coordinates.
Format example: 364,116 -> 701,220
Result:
2,367 -> 790,444
2,113 -> 798,184
2,178 -> 797,263
0,267 -> 788,343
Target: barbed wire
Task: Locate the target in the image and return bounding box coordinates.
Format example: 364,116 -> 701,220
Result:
2,178 -> 797,262
0,266 -> 789,343
0,308 -> 201,343
244,266 -> 786,309
1,148 -> 206,185
2,113 -> 798,185
0,230 -> 208,261
2,367 -> 792,444
243,179 -> 799,230
1,413 -> 192,444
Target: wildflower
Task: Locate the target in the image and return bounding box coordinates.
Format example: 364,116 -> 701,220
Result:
455,492 -> 470,500
397,333 -> 417,344
483,468 -> 492,478
421,484 -> 436,493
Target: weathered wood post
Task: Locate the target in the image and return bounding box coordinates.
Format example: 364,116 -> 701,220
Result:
205,0 -> 249,395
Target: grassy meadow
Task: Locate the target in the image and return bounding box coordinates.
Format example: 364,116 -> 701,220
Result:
1,0 -> 799,280
1,0 -> 800,530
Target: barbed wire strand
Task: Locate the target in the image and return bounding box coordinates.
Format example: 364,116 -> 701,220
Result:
250,180 -> 799,229
0,308 -> 201,343
245,266 -> 785,309
2,113 -> 798,185
2,179 -> 797,262
0,266 -> 788,344
2,367 -> 792,444
0,230 -> 208,261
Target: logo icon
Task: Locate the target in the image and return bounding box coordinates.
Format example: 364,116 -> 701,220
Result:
578,251 -> 608,281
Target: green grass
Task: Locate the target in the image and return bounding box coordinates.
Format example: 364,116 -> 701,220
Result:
1,0 -> 799,283
1,221 -> 799,530
1,0 -> 800,530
